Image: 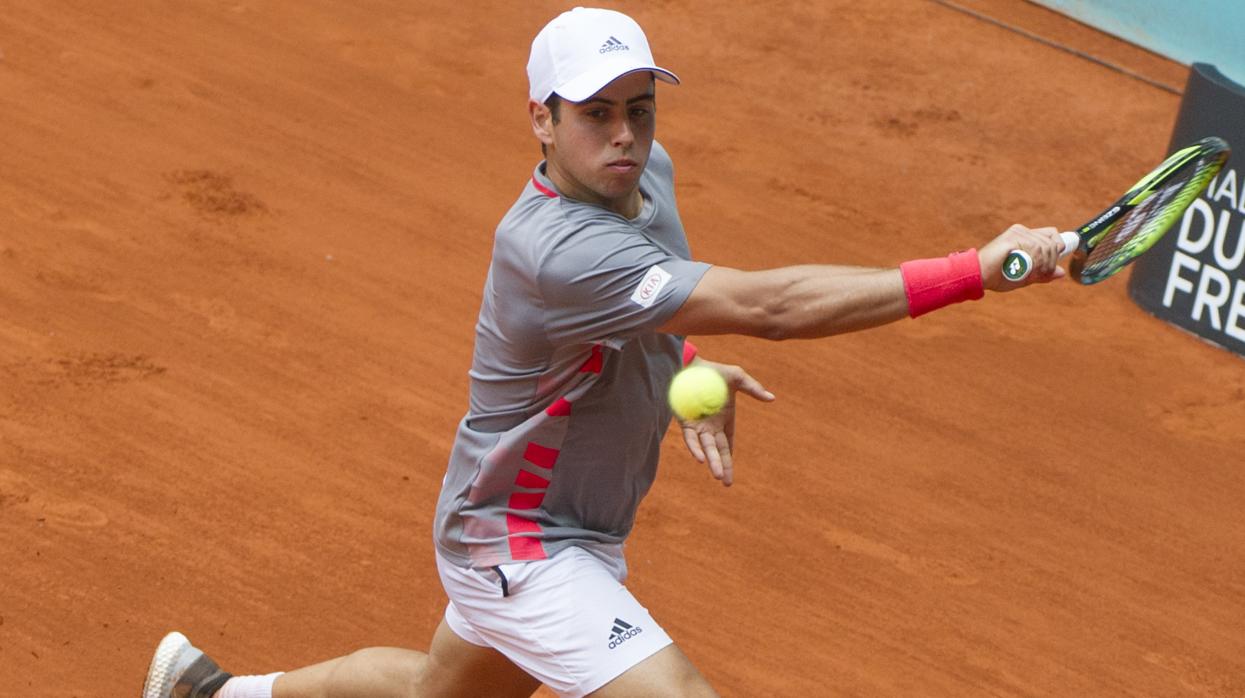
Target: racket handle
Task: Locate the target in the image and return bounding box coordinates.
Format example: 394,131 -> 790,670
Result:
1002,231 -> 1080,281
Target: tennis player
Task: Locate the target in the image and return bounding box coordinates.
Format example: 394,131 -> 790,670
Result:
142,7 -> 1065,698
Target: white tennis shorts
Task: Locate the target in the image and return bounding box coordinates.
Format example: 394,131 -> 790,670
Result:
436,545 -> 673,697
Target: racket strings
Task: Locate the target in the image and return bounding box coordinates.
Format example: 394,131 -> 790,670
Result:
1080,159 -> 1219,282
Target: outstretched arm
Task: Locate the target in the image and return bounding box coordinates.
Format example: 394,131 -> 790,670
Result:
657,224 -> 1065,339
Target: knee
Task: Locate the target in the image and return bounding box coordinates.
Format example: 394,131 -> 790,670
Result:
325,647 -> 425,698
668,670 -> 718,698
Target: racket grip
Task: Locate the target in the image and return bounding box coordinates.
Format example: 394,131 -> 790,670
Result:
1002,231 -> 1080,281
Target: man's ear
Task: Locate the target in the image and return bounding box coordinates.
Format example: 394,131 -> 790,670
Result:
530,100 -> 555,148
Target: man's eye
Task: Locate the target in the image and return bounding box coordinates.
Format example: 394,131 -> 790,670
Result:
631,108 -> 650,118
586,110 -> 606,119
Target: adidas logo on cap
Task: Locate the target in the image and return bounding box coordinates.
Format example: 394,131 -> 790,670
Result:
607,617 -> 643,649
599,36 -> 630,54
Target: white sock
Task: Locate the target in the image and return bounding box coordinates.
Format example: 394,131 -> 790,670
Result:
215,673 -> 283,698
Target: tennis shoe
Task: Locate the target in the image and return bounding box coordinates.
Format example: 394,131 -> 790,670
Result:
142,631 -> 232,698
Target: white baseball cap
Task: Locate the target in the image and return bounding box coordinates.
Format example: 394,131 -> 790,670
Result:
527,7 -> 680,104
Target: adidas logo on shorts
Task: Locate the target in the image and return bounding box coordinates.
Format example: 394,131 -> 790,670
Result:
607,617 -> 643,650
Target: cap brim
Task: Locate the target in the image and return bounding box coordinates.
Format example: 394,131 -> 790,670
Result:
555,65 -> 680,103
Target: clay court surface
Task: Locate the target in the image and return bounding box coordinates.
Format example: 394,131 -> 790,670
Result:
3,1 -> 1244,695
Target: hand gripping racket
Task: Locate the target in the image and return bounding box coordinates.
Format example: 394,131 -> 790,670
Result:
1003,136 -> 1231,284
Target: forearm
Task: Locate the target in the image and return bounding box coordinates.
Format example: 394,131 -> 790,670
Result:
747,265 -> 909,339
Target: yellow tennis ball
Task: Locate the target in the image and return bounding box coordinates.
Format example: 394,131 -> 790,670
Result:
668,365 -> 728,421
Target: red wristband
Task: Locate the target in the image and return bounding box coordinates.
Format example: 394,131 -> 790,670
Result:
682,340 -> 698,366
899,249 -> 984,318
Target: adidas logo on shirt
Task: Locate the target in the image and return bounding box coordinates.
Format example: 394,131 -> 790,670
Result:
599,36 -> 629,54
607,617 -> 643,649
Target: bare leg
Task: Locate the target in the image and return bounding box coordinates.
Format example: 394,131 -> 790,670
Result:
270,620 -> 540,698
588,644 -> 717,698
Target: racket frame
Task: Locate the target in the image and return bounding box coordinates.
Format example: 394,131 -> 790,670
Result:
1001,136 -> 1230,284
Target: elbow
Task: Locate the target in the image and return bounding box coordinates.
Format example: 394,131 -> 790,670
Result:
757,316 -> 794,341
703,270 -> 807,340
760,325 -> 794,342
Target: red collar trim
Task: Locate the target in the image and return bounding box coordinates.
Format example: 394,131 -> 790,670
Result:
531,175 -> 558,198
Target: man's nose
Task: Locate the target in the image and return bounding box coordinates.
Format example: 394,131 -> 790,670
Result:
611,116 -> 634,148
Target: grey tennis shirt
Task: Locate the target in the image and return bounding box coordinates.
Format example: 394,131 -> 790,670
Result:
434,142 -> 711,568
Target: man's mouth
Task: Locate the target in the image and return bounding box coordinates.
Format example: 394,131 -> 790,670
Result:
606,159 -> 638,173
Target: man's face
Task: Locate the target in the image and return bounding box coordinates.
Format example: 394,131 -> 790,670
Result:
539,71 -> 657,213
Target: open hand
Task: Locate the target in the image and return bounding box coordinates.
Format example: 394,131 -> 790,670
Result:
678,359 -> 775,487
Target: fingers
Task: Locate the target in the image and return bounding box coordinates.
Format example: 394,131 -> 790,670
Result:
682,425 -> 705,463
699,429 -> 733,487
685,423 -> 733,487
712,362 -> 775,403
980,224 -> 1067,291
717,431 -> 732,485
734,370 -> 776,403
1028,226 -> 1065,280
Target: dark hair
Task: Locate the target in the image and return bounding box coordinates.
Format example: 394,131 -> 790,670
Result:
541,93 -> 562,157
545,93 -> 563,124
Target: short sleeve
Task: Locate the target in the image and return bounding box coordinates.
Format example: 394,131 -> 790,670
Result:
537,224 -> 710,347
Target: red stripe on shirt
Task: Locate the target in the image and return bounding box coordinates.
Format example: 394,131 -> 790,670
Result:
523,442 -> 560,470
508,534 -> 547,560
531,175 -> 558,198
578,344 -> 603,374
509,491 -> 545,510
514,469 -> 551,488
505,514 -> 547,560
545,397 -> 572,417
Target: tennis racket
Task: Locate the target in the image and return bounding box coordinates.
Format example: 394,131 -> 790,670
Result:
1003,136 -> 1230,284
